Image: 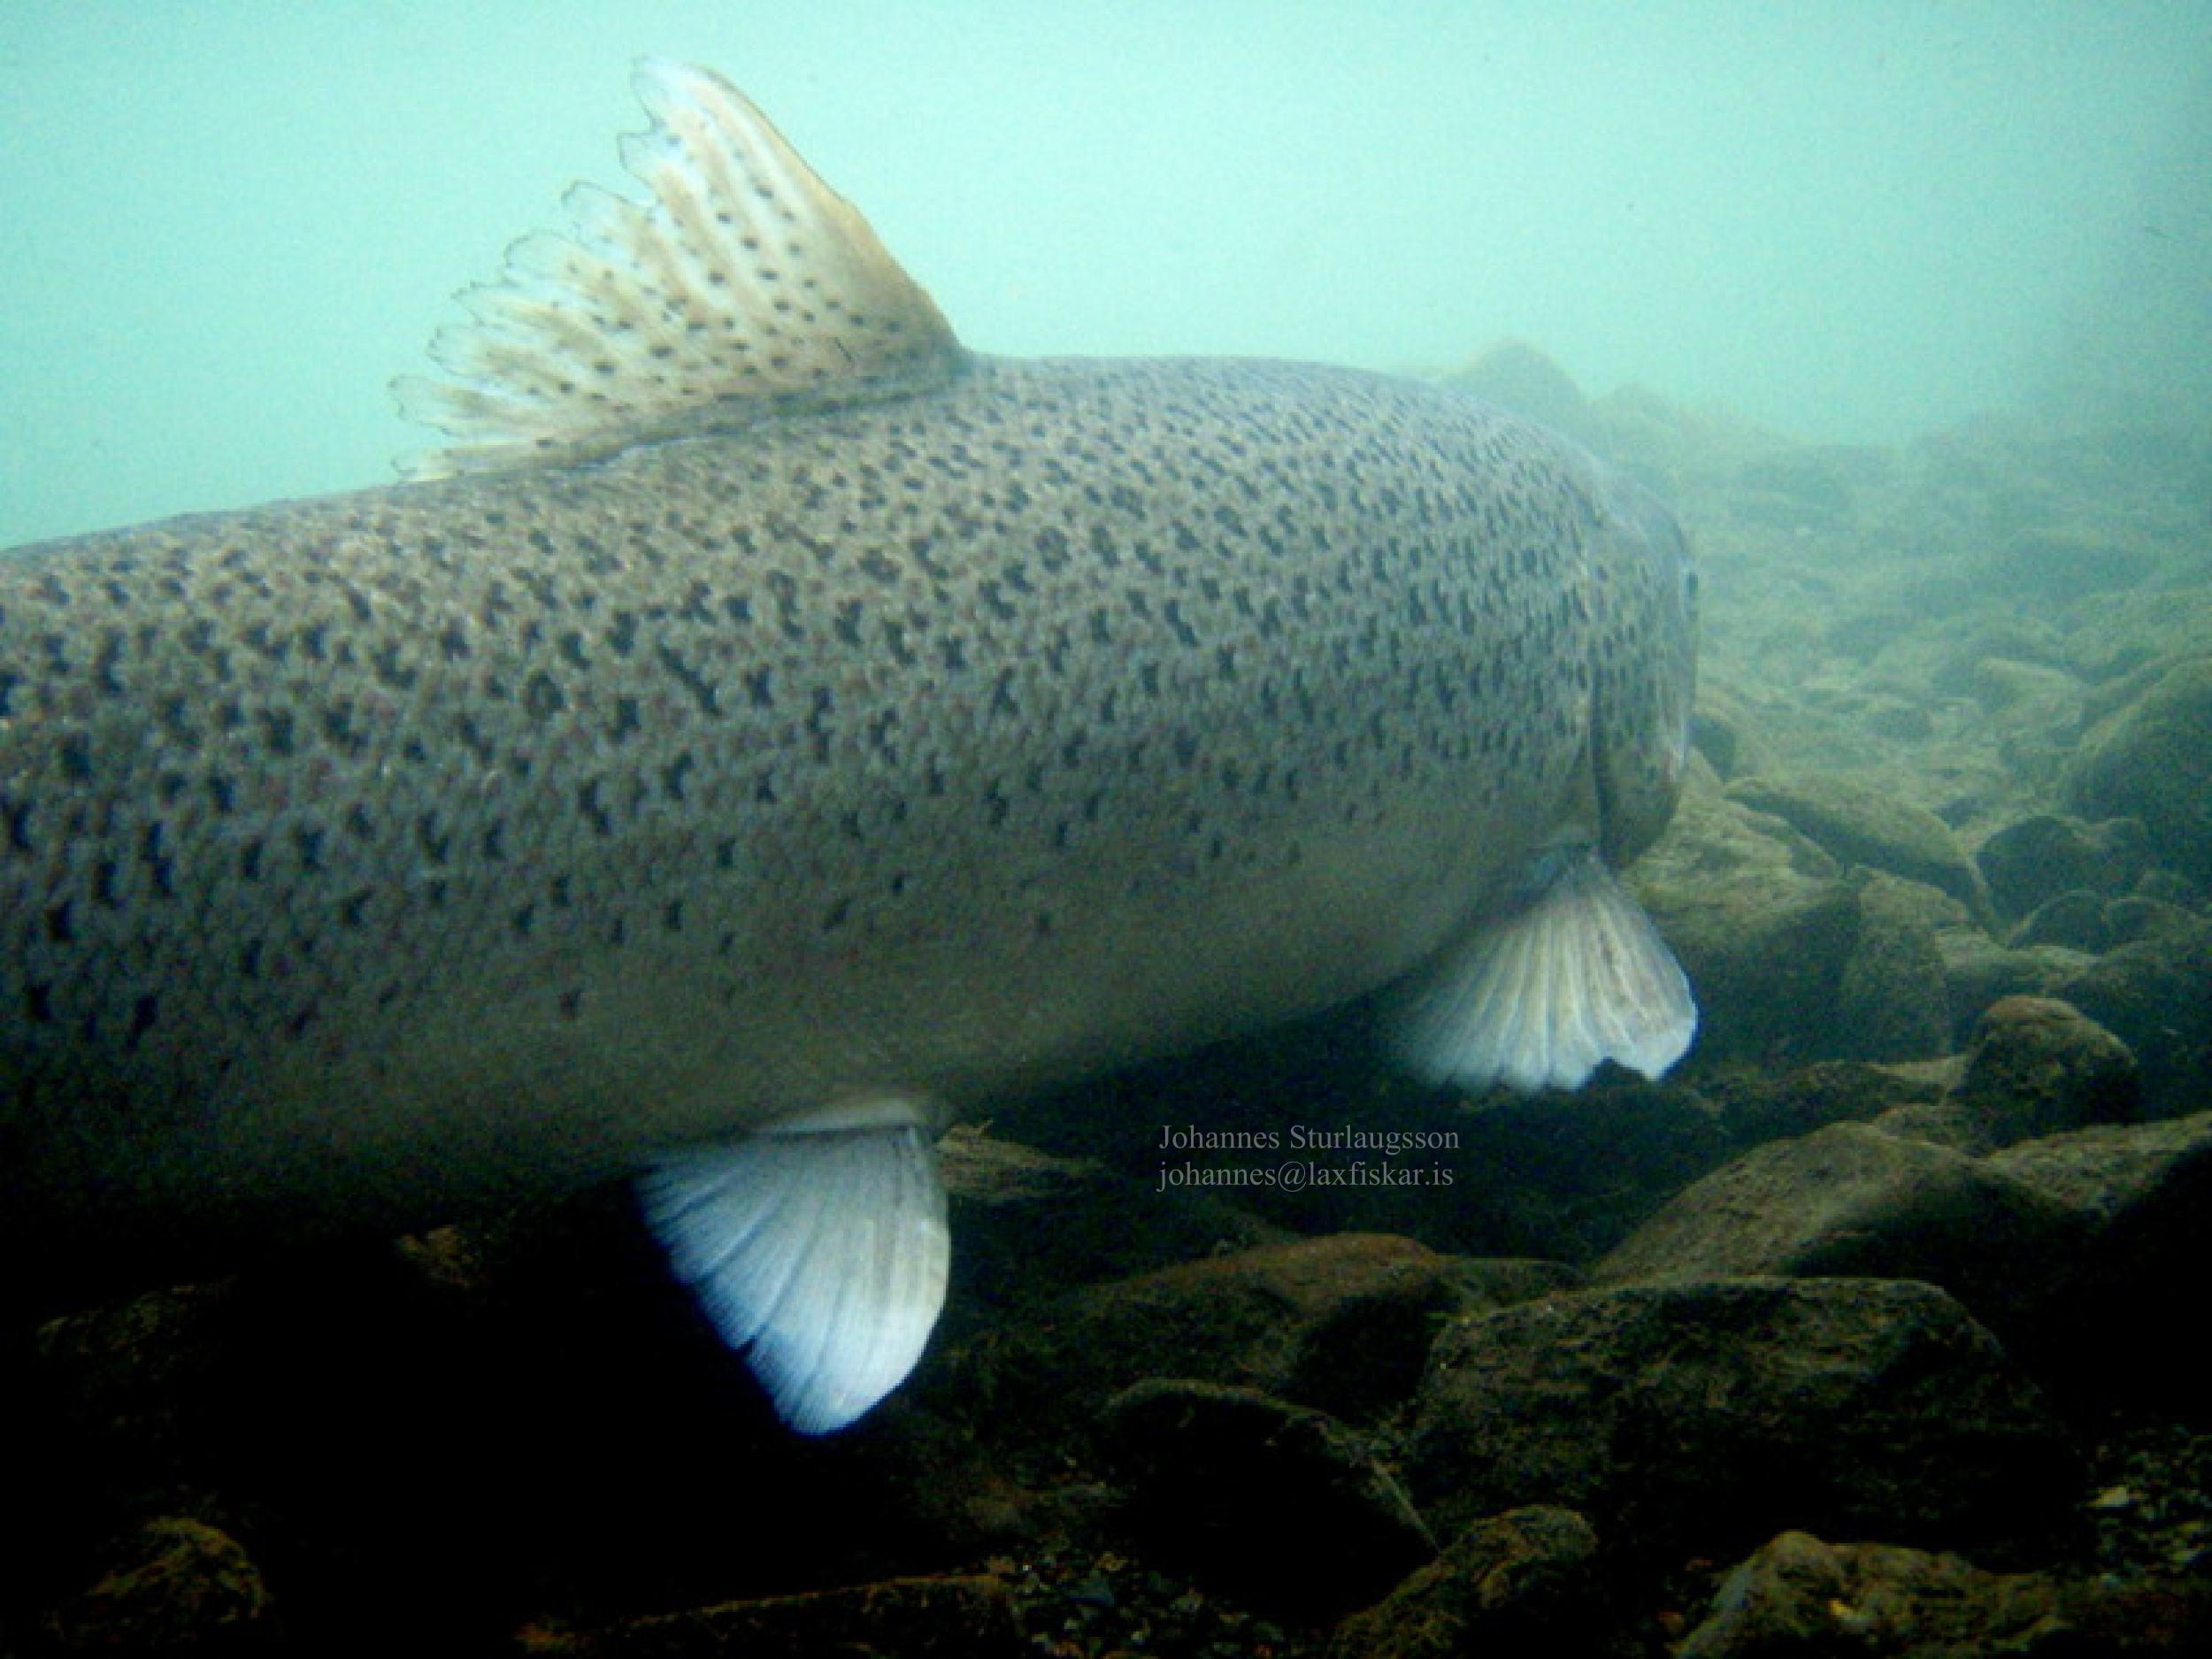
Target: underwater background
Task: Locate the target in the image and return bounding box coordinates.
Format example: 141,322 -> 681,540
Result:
6,4 -> 2212,1656
2,0 -> 2208,549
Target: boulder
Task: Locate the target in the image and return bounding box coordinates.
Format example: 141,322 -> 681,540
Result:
2065,656 -> 2212,885
1991,1111 -> 2212,1415
43,1516 -> 280,1656
1834,872 -> 1953,1062
1440,340 -> 1597,447
1102,1379 -> 1434,1617
1591,1123 -> 2086,1343
1724,772 -> 1990,919
2009,889 -> 2112,951
1325,1506 -> 1608,1659
1634,787 -> 1858,1062
1678,1530 -> 2212,1657
1985,524 -> 2160,603
1700,1058 -> 1948,1147
1975,812 -> 2148,920
1932,927 -> 2095,1046
1406,1278 -> 2075,1555
1932,995 -> 2139,1148
948,1233 -> 1471,1435
2055,913 -> 2212,1118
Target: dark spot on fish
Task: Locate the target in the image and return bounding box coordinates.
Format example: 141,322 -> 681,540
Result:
657,644 -> 721,716
524,672 -> 566,719
258,710 -> 296,757
373,641 -> 418,690
142,822 -> 176,898
26,983 -> 54,1024
578,780 -> 614,837
455,715 -> 495,766
94,633 -> 126,695
558,987 -> 584,1021
417,813 -> 451,863
59,734 -> 94,780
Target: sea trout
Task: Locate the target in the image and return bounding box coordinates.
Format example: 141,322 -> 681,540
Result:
0,62 -> 1696,1430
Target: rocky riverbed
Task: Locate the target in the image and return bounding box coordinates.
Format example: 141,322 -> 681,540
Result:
6,349 -> 2208,1655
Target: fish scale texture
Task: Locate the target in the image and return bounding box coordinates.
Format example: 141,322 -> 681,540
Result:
1,352 -> 1621,1275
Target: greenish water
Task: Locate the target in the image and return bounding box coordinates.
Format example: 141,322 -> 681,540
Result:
2,0 -> 2206,548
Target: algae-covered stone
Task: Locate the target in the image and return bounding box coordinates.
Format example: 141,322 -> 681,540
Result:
949,1233 -> 1469,1434
2010,889 -> 2112,951
1986,523 -> 2160,603
2065,656 -> 2212,884
1942,996 -> 2139,1146
1326,1505 -> 1607,1659
1591,1123 -> 2086,1343
1835,872 -> 1953,1062
1676,1531 -> 2063,1658
1102,1379 -> 1434,1617
2055,914 -> 2212,1118
1726,772 -> 1990,918
1689,683 -> 1777,780
1932,926 -> 2095,1045
45,1517 -> 280,1655
1990,1111 -> 2212,1415
1406,1278 -> 2074,1555
1439,339 -> 1596,446
1700,1059 -> 1949,1146
1633,787 -> 1857,1062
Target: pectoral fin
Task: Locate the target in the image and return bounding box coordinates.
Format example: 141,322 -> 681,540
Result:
1387,849 -> 1695,1092
636,1100 -> 949,1433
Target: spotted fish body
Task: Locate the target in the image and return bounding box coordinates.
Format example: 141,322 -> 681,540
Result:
0,65 -> 1696,1431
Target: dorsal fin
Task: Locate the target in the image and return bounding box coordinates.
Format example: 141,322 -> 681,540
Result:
394,60 -> 964,479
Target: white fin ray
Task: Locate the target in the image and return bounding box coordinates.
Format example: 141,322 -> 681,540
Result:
1387,848 -> 1696,1093
636,1105 -> 949,1434
395,58 -> 963,480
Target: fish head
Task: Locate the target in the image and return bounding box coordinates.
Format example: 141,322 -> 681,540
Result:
1586,466 -> 1699,866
